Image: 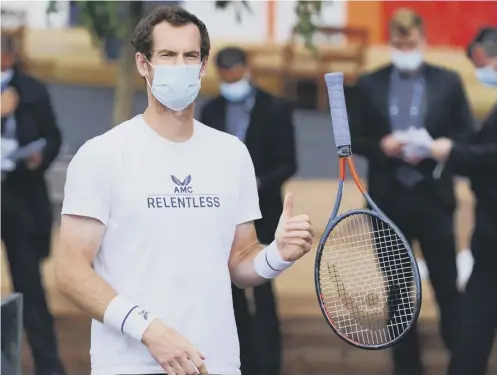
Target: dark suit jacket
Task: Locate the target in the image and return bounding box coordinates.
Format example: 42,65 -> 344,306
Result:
1,69 -> 62,258
349,63 -> 474,210
2,69 -> 62,180
448,104 -> 497,230
200,88 -> 297,242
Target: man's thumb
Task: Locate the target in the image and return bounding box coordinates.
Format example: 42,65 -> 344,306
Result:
282,192 -> 294,219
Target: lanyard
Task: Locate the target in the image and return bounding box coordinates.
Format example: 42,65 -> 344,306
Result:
389,74 -> 425,128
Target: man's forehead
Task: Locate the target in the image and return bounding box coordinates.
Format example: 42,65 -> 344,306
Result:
152,21 -> 201,52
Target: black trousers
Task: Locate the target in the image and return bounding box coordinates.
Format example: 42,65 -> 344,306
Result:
232,281 -> 282,375
1,182 -> 63,374
380,182 -> 461,375
446,206 -> 497,375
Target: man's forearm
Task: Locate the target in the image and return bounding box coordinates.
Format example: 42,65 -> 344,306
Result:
230,242 -> 267,288
229,241 -> 294,288
56,257 -> 117,322
57,259 -> 158,341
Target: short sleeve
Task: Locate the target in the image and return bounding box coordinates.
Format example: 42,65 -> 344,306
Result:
61,138 -> 114,225
236,142 -> 262,225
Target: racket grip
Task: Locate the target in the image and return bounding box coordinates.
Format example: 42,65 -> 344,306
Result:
324,72 -> 351,155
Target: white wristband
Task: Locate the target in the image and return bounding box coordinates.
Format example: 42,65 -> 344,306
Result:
103,295 -> 157,342
254,241 -> 294,279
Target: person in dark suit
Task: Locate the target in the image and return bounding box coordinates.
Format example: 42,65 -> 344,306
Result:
200,46 -> 297,375
349,9 -> 474,375
1,34 -> 65,375
430,27 -> 497,375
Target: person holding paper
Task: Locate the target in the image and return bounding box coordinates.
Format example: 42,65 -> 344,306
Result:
429,27 -> 497,375
1,34 -> 65,375
349,9 -> 474,375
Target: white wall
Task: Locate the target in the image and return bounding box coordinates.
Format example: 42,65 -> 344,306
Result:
1,0 -> 70,29
183,0 -> 347,43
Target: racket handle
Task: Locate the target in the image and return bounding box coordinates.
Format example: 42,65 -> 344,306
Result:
325,73 -> 352,156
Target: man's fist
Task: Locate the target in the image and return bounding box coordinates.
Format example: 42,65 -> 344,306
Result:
274,193 -> 314,262
1,87 -> 19,117
380,134 -> 404,157
431,138 -> 453,162
143,320 -> 208,375
26,151 -> 43,170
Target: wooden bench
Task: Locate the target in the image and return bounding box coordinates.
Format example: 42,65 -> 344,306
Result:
249,26 -> 369,110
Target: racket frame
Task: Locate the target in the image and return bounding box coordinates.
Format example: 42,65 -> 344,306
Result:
314,155 -> 423,350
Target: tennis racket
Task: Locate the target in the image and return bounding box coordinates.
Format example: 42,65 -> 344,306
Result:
314,72 -> 422,350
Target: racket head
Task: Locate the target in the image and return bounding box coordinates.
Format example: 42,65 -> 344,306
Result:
315,208 -> 422,350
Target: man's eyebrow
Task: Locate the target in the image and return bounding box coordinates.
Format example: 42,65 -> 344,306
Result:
185,50 -> 200,56
156,49 -> 176,55
155,49 -> 199,56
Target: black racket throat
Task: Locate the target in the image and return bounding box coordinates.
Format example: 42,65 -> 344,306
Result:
337,145 -> 352,158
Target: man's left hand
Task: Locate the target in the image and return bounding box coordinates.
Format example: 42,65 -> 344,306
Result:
26,151 -> 43,170
1,87 -> 19,117
274,193 -> 314,262
431,138 -> 453,162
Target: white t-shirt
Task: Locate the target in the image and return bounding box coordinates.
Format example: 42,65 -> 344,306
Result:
61,115 -> 262,375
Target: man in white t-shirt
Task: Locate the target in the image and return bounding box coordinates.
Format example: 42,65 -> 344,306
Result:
56,6 -> 314,375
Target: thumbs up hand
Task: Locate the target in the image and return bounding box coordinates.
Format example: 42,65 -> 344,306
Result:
275,193 -> 314,262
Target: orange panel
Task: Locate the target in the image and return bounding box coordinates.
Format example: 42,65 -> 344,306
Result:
381,1 -> 497,47
347,1 -> 384,45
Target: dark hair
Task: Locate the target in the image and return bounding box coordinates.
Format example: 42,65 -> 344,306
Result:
215,47 -> 247,69
467,27 -> 497,59
389,8 -> 424,37
130,5 -> 210,61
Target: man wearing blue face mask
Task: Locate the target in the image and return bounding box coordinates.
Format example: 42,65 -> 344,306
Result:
429,26 -> 497,375
349,8 -> 474,375
200,47 -> 297,375
57,6 -> 312,375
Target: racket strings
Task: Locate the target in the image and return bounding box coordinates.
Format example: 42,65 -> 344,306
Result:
319,213 -> 418,346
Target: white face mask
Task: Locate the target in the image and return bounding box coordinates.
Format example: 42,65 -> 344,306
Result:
391,49 -> 424,72
145,58 -> 202,112
220,78 -> 252,102
475,64 -> 497,87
